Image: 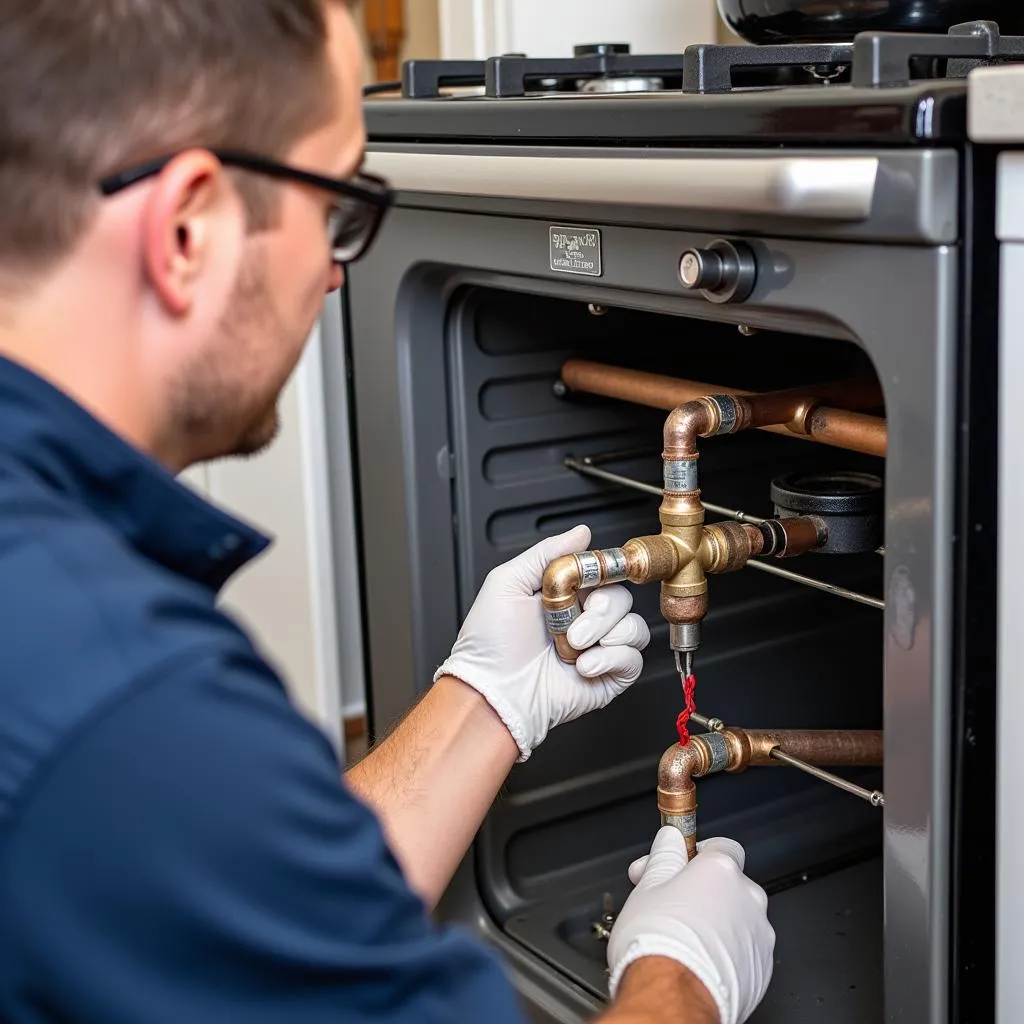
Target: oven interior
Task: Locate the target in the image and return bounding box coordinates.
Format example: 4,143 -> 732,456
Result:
442,285 -> 885,1021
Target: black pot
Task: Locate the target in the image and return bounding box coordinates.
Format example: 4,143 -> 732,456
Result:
716,0 -> 1024,44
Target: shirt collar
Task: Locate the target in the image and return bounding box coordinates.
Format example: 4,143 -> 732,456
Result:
0,356 -> 270,592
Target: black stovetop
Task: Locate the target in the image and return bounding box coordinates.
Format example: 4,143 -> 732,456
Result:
364,19 -> 1023,145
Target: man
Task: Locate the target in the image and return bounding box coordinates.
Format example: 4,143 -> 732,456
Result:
0,2 -> 774,1023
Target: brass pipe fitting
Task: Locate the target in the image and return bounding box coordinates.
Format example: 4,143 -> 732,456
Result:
542,514 -> 825,661
543,383 -> 834,662
700,521 -> 764,573
658,399 -> 722,658
656,394 -> 829,659
657,726 -> 883,859
541,535 -> 682,662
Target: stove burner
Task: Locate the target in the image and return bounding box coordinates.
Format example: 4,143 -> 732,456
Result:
580,77 -> 665,94
771,471 -> 883,556
485,43 -> 683,98
396,20 -> 1024,100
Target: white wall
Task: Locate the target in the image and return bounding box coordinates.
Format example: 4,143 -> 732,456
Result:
180,327 -> 346,751
439,0 -> 719,60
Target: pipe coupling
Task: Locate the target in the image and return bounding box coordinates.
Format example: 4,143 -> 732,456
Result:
704,394 -> 740,435
670,622 -> 701,653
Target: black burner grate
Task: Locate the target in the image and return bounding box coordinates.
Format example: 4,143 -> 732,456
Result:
684,20 -> 1024,93
852,19 -> 1024,87
683,43 -> 853,93
396,20 -> 1024,100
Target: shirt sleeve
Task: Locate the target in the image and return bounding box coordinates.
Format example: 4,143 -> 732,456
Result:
1,647 -> 527,1024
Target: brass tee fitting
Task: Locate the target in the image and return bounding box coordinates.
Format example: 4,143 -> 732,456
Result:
542,393 -> 826,662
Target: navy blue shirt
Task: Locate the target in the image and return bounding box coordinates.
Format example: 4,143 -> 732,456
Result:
0,357 -> 525,1023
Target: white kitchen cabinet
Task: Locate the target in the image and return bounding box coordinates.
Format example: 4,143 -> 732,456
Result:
969,65 -> 1024,1024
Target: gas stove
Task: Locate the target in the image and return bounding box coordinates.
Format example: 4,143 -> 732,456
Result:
346,19 -> 1013,1023
364,18 -> 1024,143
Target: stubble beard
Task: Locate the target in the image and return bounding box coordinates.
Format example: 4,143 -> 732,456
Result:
171,248 -> 294,463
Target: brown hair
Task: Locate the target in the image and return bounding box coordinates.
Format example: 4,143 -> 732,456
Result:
0,1 -> 339,272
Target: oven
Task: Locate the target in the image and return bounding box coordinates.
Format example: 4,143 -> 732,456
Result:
332,23 -> 1008,1024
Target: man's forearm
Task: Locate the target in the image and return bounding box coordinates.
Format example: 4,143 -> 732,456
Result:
598,958 -> 720,1024
344,676 -> 518,908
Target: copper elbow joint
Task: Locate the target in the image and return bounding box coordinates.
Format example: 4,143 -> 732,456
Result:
658,725 -> 883,858
541,554 -> 585,662
663,399 -> 718,460
657,739 -> 708,861
657,731 -> 740,859
541,538 -> 682,663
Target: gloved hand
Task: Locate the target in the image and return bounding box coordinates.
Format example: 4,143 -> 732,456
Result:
434,525 -> 650,761
608,827 -> 775,1024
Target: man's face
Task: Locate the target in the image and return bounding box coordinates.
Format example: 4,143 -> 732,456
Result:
171,2 -> 366,462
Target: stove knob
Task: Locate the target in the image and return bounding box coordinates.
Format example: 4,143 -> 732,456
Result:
678,239 -> 757,304
679,248 -> 726,291
574,43 -> 631,57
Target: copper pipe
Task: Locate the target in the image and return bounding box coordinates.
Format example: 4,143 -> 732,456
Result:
657,726 -> 883,859
741,728 -> 883,766
560,360 -> 887,458
562,360 -> 885,412
809,406 -> 888,458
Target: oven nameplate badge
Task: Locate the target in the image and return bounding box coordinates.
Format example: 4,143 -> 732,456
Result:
549,226 -> 602,277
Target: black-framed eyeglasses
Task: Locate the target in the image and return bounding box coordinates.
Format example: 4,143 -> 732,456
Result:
98,149 -> 393,265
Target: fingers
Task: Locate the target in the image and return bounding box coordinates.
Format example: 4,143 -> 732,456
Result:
649,824 -> 688,859
697,836 -> 746,872
575,644 -> 643,684
569,588 -> 649,684
495,524 -> 592,595
627,854 -> 649,885
697,837 -> 768,912
566,585 -> 641,649
600,612 -> 650,651
633,825 -> 690,885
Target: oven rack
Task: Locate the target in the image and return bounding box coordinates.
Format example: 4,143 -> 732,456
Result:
564,451 -> 885,612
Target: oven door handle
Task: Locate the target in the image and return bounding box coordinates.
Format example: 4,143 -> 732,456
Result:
362,151 -> 880,222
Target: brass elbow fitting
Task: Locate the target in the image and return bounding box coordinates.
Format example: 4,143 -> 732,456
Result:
541,535 -> 683,663
657,736 -> 719,861
541,554 -> 588,662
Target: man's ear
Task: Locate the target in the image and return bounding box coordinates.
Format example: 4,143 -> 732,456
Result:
140,150 -> 241,317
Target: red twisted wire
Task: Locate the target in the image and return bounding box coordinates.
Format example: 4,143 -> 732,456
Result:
676,673 -> 697,745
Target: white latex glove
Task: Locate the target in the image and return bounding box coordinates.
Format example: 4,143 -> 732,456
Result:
434,525 -> 650,761
608,827 -> 775,1024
